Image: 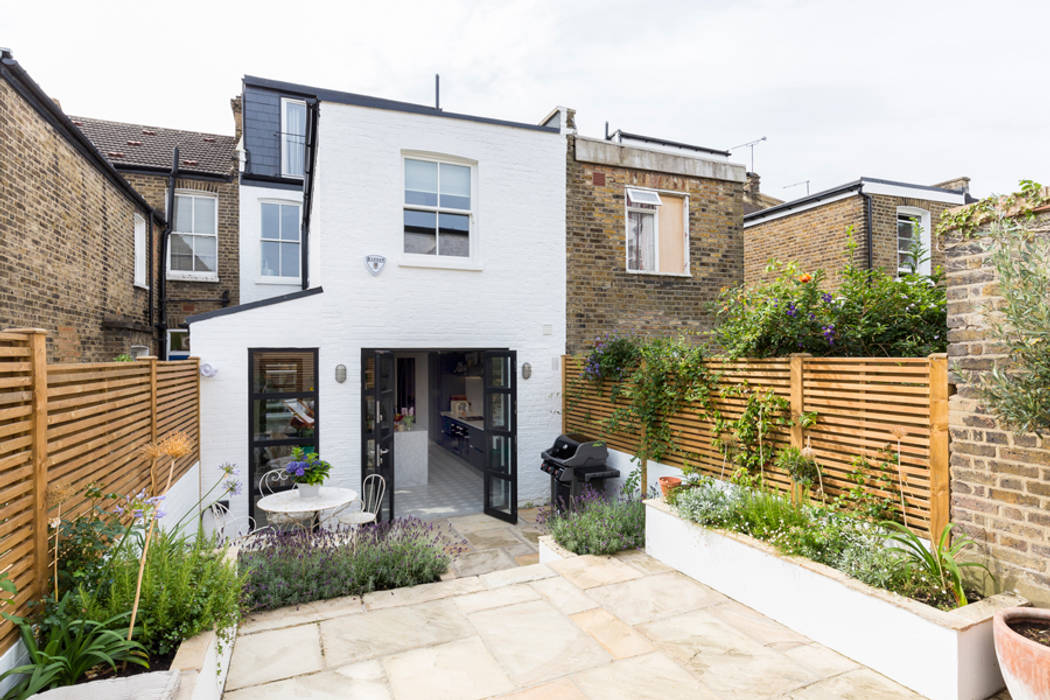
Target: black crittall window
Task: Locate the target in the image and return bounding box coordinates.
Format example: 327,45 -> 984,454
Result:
248,349 -> 318,524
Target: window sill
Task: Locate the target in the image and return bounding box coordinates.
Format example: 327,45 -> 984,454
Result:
168,273 -> 220,283
398,256 -> 483,272
624,269 -> 692,278
134,283 -> 150,291
256,277 -> 302,286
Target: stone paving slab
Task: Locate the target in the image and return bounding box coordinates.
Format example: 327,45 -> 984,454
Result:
225,547 -> 927,699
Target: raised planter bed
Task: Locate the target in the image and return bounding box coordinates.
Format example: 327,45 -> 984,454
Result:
171,626 -> 236,700
644,498 -> 1027,700
537,535 -> 577,564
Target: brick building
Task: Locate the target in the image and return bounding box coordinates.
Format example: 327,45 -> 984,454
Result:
555,109 -> 748,354
942,199 -> 1050,605
0,49 -> 162,362
73,117 -> 239,359
743,177 -> 971,288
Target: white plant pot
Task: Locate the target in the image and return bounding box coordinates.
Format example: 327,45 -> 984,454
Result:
297,483 -> 321,498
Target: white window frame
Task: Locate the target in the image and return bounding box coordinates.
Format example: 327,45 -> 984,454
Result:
896,206 -> 932,277
258,199 -> 302,283
398,152 -> 481,271
624,186 -> 691,277
167,189 -> 219,282
133,213 -> 148,289
167,329 -> 190,360
280,97 -> 307,179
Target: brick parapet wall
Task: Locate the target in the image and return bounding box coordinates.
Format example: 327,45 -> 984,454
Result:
565,136 -> 744,354
123,173 -> 239,330
0,80 -> 155,362
944,211 -> 1050,604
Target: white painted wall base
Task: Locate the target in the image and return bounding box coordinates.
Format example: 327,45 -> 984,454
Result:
394,430 -> 428,487
0,636 -> 28,696
537,535 -> 576,564
644,499 -> 1026,700
171,626 -> 235,700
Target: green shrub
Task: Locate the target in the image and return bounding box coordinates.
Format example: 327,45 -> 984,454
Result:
239,518 -> 460,612
713,236 -> 946,358
538,490 -> 645,555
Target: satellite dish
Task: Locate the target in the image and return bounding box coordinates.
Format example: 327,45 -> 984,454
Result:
200,363 -> 218,378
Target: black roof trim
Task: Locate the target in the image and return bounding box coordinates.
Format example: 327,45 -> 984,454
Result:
0,50 -> 165,225
610,130 -> 731,158
244,75 -> 559,134
743,176 -> 969,221
240,173 -> 304,190
186,286 -> 324,324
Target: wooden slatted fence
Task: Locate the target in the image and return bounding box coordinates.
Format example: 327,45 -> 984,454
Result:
0,330 -> 200,653
562,353 -> 949,538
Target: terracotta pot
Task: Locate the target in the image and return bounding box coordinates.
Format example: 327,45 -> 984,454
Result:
994,606 -> 1050,700
658,476 -> 682,500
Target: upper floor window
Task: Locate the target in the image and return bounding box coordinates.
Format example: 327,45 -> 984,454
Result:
260,201 -> 301,279
281,98 -> 307,178
625,187 -> 689,275
133,213 -> 147,288
403,157 -> 471,258
170,191 -> 218,279
896,206 -> 931,277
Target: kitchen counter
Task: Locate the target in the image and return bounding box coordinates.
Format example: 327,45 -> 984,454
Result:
440,411 -> 484,430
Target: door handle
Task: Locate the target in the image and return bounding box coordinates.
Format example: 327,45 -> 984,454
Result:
378,448 -> 390,456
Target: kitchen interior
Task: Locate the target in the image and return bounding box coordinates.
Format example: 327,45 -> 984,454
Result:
392,350 -> 490,519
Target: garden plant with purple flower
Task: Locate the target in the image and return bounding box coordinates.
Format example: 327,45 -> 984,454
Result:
283,447 -> 332,485
537,486 -> 645,556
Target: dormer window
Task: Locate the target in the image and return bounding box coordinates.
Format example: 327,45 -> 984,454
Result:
281,98 -> 307,178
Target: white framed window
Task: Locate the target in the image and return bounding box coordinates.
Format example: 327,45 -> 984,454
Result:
896,206 -> 932,277
625,187 -> 690,275
133,213 -> 147,288
402,156 -> 473,259
281,98 -> 307,179
260,201 -> 301,279
167,329 -> 190,360
169,191 -> 218,281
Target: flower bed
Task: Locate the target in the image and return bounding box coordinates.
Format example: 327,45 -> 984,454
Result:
239,518 -> 463,612
645,498 -> 1026,700
536,491 -> 644,557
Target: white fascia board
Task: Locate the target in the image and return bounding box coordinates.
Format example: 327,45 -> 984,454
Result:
859,181 -> 967,204
743,190 -> 859,228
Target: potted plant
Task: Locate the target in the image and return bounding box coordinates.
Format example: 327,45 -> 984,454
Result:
284,447 -> 332,498
658,475 -> 682,500
994,606 -> 1050,699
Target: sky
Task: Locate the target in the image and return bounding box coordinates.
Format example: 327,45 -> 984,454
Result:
5,0 -> 1049,199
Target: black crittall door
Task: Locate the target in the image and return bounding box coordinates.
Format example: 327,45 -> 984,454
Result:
483,350 -> 517,523
361,350 -> 396,521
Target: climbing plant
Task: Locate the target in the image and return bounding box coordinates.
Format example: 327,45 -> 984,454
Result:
936,179 -> 1050,239
711,388 -> 792,481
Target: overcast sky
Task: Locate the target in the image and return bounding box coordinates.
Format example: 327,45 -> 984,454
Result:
6,0 -> 1048,198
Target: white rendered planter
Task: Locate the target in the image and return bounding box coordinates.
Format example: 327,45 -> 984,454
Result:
644,499 -> 1026,700
538,535 -> 577,564
171,626 -> 236,700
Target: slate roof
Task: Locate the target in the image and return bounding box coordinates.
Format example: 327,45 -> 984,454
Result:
70,116 -> 236,178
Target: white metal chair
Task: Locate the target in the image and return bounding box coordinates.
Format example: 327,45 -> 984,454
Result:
259,468 -> 314,529
206,500 -> 257,543
334,474 -> 386,529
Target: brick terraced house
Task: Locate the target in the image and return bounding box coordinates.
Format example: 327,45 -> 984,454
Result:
550,107 -> 749,354
0,49 -> 163,362
73,116 -> 239,359
743,176 -> 972,289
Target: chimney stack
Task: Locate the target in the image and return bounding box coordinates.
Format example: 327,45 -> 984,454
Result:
932,176 -> 970,195
230,96 -> 243,143
745,172 -> 762,197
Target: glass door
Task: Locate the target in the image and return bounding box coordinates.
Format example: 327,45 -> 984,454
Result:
483,350 -> 517,523
361,349 -> 396,520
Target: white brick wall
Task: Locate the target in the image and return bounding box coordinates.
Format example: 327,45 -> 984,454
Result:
239,183 -> 303,304
193,104 -> 566,523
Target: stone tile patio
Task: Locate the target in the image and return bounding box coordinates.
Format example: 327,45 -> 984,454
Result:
225,548 -> 923,699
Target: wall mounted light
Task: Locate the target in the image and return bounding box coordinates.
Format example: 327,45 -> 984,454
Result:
522,362 -> 532,380
200,363 -> 218,378
335,364 -> 347,383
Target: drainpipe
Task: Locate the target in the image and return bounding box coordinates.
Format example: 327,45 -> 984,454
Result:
147,216 -> 154,331
862,190 -> 874,270
300,99 -> 320,290
159,147 -> 179,359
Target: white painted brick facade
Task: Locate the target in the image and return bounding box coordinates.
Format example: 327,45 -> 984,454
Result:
193,103 -> 566,523
238,183 -> 303,303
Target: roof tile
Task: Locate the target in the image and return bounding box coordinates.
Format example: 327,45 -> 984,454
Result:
71,116 -> 236,177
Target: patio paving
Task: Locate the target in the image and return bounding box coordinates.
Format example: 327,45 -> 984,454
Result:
224,548 -> 925,699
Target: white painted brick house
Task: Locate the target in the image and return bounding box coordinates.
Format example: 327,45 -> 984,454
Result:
190,77 -> 567,526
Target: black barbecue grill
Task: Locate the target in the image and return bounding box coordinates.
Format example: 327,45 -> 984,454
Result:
540,433 -> 620,509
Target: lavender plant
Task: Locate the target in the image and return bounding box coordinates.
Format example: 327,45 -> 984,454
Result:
537,487 -> 645,555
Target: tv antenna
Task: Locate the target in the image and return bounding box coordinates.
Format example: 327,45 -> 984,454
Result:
783,179 -> 811,196
729,136 -> 767,172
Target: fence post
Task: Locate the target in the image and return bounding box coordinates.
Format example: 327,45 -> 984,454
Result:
138,356 -> 159,492
18,329 -> 49,598
789,354 -> 810,502
928,353 -> 950,539
561,355 -> 567,435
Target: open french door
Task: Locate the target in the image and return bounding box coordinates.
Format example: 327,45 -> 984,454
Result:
361,349 -> 395,521
483,350 -> 517,523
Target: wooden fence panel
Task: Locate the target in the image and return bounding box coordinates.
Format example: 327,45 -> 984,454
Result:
562,354 -> 947,537
0,333 -> 201,656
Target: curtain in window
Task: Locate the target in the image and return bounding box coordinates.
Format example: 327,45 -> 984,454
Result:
628,211 -> 655,271
285,102 -> 307,177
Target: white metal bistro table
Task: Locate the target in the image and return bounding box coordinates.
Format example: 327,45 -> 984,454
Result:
256,486 -> 359,529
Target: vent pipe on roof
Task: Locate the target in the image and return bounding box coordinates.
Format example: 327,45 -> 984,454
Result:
435,74 -> 440,111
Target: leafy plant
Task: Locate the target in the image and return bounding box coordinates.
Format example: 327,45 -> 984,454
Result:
53,485 -> 123,595
582,334 -> 641,383
0,605 -> 147,699
882,521 -> 990,607
239,518 -> 461,612
711,388 -> 791,480
977,213 -> 1050,436
834,448 -> 901,523
283,446 -> 332,486
775,445 -> 821,493
537,488 -> 645,555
